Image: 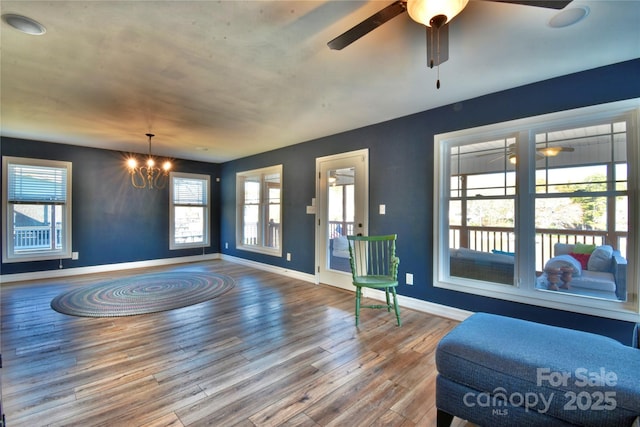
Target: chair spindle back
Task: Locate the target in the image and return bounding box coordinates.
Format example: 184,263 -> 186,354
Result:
347,234 -> 398,279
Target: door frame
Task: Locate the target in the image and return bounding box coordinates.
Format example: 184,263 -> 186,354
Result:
315,149 -> 369,290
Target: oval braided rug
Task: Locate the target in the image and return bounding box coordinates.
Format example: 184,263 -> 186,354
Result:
51,271 -> 235,317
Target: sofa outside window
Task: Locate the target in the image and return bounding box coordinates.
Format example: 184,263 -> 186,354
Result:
536,243 -> 627,301
449,247 -> 515,285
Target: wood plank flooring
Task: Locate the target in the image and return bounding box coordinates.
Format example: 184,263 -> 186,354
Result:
1,260 -> 470,426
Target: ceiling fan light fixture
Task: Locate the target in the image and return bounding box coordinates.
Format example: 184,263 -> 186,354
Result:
407,0 -> 469,27
1,13 -> 46,35
538,146 -> 562,156
549,6 -> 589,28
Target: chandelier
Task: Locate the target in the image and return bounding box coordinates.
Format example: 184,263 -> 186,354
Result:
126,133 -> 172,189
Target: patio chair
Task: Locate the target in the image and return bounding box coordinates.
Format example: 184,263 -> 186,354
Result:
347,234 -> 401,327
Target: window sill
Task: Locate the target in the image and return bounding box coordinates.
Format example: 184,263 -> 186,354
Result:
434,277 -> 639,322
170,242 -> 210,250
3,251 -> 72,263
237,245 -> 282,258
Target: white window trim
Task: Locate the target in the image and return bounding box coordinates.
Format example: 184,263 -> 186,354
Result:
236,164 -> 282,257
169,172 -> 210,250
433,99 -> 640,322
2,156 -> 73,263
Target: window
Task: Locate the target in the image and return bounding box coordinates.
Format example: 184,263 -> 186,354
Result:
2,157 -> 72,263
236,165 -> 282,256
434,100 -> 639,321
169,172 -> 210,250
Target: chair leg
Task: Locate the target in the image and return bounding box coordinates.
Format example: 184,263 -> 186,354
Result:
391,287 -> 401,326
355,287 -> 361,327
385,288 -> 391,312
436,409 -> 454,427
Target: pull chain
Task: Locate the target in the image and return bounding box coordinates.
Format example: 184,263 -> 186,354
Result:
429,25 -> 435,69
428,15 -> 447,90
436,25 -> 441,89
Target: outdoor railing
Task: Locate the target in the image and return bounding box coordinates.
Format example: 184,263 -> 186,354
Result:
242,222 -> 280,248
16,223 -> 627,272
14,226 -> 62,251
450,225 -> 628,271
329,221 -> 355,238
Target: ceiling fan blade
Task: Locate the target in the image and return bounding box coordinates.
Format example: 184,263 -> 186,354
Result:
483,0 -> 573,10
426,23 -> 449,67
327,1 -> 406,50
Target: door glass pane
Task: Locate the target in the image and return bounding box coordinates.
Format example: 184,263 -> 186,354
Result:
327,167 -> 354,272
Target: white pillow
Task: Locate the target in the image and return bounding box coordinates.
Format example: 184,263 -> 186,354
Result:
553,243 -> 575,256
587,245 -> 613,272
545,254 -> 581,276
333,236 -> 349,251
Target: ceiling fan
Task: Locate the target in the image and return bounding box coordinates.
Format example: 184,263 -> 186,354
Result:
483,143 -> 576,164
327,0 -> 573,88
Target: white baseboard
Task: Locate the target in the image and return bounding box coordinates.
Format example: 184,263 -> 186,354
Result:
220,254 -> 317,284
1,253 -> 468,323
0,253 -> 220,283
361,287 -> 473,322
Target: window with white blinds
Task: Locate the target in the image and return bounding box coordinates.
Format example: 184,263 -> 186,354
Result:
169,172 -> 210,250
7,163 -> 68,203
2,156 -> 72,262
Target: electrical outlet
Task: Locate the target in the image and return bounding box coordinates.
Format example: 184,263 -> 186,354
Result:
406,273 -> 414,285
225,242 -> 229,249
379,204 -> 386,215
286,253 -> 291,261
72,252 -> 79,260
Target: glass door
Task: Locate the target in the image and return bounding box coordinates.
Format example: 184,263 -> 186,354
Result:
316,150 -> 368,290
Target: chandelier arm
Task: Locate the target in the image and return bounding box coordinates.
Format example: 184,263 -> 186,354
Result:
130,167 -> 147,189
154,171 -> 168,189
146,166 -> 156,190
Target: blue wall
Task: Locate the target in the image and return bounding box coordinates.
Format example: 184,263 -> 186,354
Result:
220,59 -> 640,344
1,138 -> 221,274
2,59 -> 639,343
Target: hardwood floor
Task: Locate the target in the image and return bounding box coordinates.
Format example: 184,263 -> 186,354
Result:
1,260 -> 470,426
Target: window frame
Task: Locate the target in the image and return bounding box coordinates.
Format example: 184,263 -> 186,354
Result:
169,172 -> 210,250
2,156 -> 73,263
236,165 -> 282,257
433,99 -> 640,322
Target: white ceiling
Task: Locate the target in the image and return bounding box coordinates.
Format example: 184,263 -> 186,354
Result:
1,1 -> 638,163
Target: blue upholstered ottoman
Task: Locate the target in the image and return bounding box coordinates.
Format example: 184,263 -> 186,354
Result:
435,313 -> 640,427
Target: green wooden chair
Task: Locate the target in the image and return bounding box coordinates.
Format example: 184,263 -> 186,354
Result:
346,234 -> 401,327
